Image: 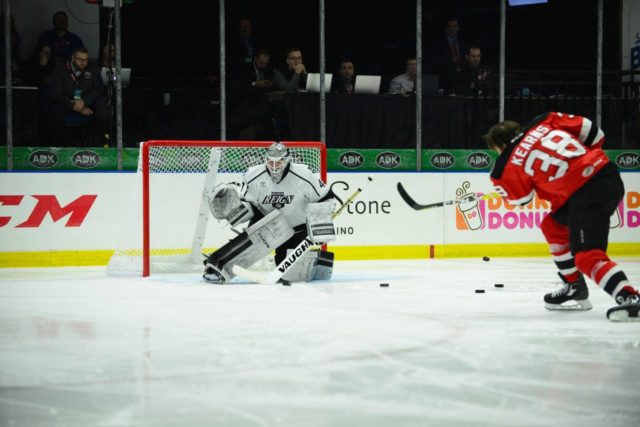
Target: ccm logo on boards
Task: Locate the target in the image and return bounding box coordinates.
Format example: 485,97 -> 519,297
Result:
0,195 -> 98,227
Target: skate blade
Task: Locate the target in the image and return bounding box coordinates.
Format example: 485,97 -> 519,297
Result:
545,299 -> 593,311
607,304 -> 640,322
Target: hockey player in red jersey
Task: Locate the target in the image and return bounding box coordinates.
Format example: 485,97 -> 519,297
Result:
484,112 -> 639,322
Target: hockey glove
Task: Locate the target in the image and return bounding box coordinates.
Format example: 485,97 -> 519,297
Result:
208,183 -> 242,220
306,200 -> 337,245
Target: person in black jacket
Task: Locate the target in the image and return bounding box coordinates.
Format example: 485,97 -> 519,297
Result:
48,47 -> 108,146
429,18 -> 468,95
228,49 -> 275,140
332,59 -> 356,94
454,46 -> 490,96
273,47 -> 307,92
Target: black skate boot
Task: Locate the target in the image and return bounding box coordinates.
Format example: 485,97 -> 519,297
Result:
544,273 -> 593,311
606,286 -> 640,322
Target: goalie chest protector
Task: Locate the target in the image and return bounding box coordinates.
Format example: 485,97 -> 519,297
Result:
242,163 -> 329,227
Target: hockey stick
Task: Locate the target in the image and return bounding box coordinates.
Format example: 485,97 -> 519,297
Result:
397,182 -> 500,211
233,175 -> 373,284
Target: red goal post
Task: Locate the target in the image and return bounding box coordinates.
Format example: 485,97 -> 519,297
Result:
108,140 -> 327,277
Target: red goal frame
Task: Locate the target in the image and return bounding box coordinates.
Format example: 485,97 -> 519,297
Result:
140,140 -> 327,277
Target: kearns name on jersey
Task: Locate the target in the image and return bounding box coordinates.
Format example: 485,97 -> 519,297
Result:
511,125 -> 551,167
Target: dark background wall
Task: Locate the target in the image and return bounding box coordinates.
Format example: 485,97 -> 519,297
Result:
113,0 -> 622,84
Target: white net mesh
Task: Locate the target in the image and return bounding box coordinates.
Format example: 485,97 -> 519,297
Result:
107,141 -> 324,276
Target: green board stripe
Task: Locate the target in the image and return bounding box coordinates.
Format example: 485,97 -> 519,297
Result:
3,147 -> 638,172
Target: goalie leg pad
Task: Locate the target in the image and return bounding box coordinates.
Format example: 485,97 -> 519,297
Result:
281,249 -> 334,282
282,249 -> 318,282
313,250 -> 334,281
206,210 -> 294,280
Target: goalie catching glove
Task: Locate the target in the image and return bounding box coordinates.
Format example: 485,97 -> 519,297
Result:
207,183 -> 252,225
306,200 -> 337,245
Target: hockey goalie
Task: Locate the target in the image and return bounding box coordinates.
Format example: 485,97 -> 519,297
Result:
203,142 -> 337,284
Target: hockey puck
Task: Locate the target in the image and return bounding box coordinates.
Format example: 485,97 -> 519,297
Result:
482,256 -> 490,262
475,289 -> 485,293
280,280 -> 291,286
494,283 -> 504,288
380,283 -> 389,287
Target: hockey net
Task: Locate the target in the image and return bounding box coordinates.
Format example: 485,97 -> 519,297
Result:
107,140 -> 327,276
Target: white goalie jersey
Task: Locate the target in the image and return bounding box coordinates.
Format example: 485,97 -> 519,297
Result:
240,163 -> 330,228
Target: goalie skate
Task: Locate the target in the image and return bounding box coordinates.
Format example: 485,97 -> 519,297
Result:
544,274 -> 592,311
203,262 -> 227,284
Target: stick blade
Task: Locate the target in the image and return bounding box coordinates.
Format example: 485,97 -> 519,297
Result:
396,182 -> 420,209
232,265 -> 267,284
397,182 -> 440,210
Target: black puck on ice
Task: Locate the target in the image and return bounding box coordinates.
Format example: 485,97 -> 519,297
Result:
475,289 -> 485,293
280,280 -> 291,286
482,256 -> 490,262
380,283 -> 389,287
494,283 -> 504,288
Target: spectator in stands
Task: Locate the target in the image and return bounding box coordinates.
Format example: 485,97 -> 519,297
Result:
0,14 -> 22,81
389,57 -> 417,95
332,59 -> 356,94
229,18 -> 257,76
228,49 -> 275,140
34,11 -> 84,66
48,47 -> 108,146
273,47 -> 307,92
29,45 -> 56,89
99,43 -> 116,69
23,44 -> 57,145
430,17 -> 468,95
454,46 -> 490,96
238,48 -> 274,90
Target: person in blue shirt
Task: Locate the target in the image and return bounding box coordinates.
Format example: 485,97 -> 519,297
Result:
34,11 -> 84,66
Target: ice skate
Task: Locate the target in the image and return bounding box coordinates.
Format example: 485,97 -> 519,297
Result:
203,262 -> 227,284
606,287 -> 640,322
544,274 -> 592,311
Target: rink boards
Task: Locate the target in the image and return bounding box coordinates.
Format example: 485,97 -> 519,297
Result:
0,171 -> 639,267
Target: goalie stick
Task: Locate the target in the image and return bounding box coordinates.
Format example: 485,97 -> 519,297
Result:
233,175 -> 374,284
397,182 -> 500,211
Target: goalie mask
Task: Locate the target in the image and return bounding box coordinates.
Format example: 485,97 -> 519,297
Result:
265,142 -> 291,184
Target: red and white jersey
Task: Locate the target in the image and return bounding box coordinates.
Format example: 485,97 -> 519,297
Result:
241,163 -> 330,227
490,112 -> 610,211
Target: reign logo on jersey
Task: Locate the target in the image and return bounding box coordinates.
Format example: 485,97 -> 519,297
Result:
262,192 -> 294,209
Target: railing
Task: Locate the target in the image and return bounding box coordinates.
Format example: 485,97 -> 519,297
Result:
1,70 -> 639,168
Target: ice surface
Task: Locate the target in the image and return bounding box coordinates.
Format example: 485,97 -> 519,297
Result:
1,258 -> 639,427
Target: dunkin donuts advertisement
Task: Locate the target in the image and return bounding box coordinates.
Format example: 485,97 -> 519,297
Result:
446,176 -> 639,244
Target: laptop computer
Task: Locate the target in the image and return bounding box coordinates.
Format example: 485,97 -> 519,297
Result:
354,75 -> 381,94
101,67 -> 132,87
305,73 -> 333,93
422,74 -> 440,95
